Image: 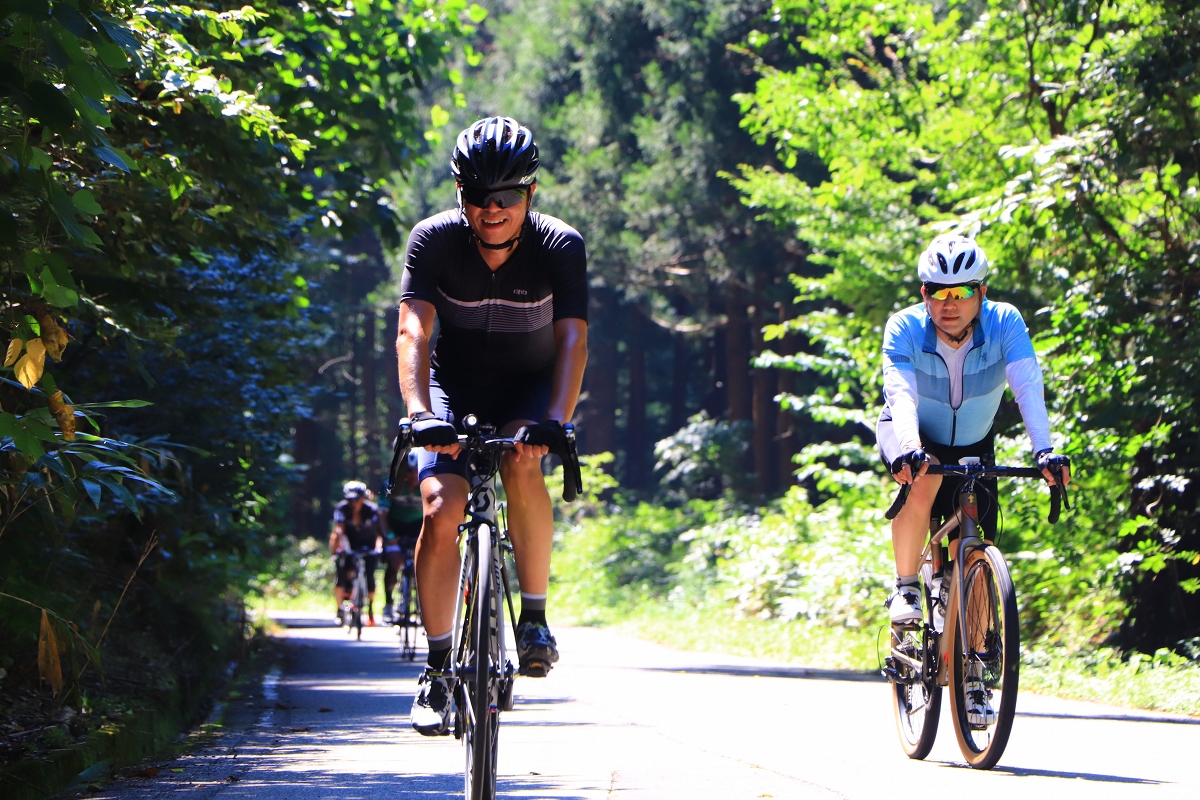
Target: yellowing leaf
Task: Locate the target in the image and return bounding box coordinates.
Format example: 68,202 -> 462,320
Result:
36,311 -> 70,361
4,338 -> 22,367
49,390 -> 76,441
38,610 -> 64,697
15,338 -> 46,389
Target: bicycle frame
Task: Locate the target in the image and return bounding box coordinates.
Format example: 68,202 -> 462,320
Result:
449,462 -> 517,713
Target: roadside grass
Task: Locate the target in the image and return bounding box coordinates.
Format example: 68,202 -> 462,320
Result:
555,591 -> 1200,716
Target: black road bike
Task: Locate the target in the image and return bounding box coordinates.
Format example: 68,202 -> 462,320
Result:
883,458 -> 1068,770
388,415 -> 583,800
394,539 -> 419,661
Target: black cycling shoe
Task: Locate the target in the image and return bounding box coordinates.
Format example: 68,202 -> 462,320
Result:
515,621 -> 559,677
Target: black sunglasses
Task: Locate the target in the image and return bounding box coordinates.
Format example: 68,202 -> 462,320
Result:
460,185 -> 530,209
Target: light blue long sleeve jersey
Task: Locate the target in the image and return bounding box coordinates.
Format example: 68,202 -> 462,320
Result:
879,298 -> 1052,454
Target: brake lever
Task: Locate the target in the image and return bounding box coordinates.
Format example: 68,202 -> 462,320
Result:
884,484 -> 910,521
561,423 -> 582,502
386,419 -> 413,495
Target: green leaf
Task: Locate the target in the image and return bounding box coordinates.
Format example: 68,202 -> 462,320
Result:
0,412 -> 17,439
430,104 -> 450,127
25,147 -> 53,171
96,475 -> 139,516
23,81 -> 78,134
91,146 -> 131,172
73,400 -> 154,409
81,478 -> 102,508
39,266 -> 79,307
94,40 -> 128,70
54,4 -> 96,37
467,4 -> 489,24
72,189 -> 103,216
46,182 -> 88,242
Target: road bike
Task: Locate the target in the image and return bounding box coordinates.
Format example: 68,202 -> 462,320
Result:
339,548 -> 377,641
882,458 -> 1068,770
388,414 -> 583,799
393,538 -> 420,661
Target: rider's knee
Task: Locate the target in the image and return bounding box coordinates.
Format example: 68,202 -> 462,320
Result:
421,483 -> 466,539
499,452 -> 545,490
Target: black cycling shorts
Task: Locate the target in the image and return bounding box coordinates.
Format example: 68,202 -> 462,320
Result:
416,370 -> 552,483
336,554 -> 379,593
877,420 -> 1000,540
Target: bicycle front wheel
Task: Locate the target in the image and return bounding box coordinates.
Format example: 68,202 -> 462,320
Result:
464,524 -> 499,800
948,545 -> 1019,769
889,624 -> 942,759
398,571 -> 417,661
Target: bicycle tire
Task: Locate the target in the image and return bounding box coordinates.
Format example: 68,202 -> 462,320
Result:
398,571 -> 417,660
351,571 -> 366,641
948,545 -> 1018,769
464,524 -> 499,800
889,623 -> 942,759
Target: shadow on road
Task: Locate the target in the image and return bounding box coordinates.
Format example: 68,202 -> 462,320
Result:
636,664 -> 882,683
1016,709 -> 1200,726
961,763 -> 1165,784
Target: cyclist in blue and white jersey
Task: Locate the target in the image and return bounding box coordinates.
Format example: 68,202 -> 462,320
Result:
877,234 -> 1072,625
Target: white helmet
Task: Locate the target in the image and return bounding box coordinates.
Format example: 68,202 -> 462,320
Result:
917,234 -> 989,284
342,480 -> 368,500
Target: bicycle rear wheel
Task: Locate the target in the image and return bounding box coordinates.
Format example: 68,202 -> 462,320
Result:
948,545 -> 1018,769
889,623 -> 942,759
463,524 -> 499,800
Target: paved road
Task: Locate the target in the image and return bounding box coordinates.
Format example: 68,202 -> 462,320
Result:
93,613 -> 1200,799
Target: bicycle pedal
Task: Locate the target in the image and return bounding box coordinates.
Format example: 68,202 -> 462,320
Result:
518,660 -> 552,678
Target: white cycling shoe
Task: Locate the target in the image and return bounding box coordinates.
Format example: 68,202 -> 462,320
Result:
410,668 -> 452,736
887,585 -> 923,625
965,661 -> 997,729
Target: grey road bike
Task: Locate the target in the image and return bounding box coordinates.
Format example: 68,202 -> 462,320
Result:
883,457 -> 1069,770
388,414 -> 582,800
339,548 -> 376,641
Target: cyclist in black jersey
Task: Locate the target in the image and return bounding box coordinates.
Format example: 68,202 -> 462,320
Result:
329,480 -> 385,626
398,117 -> 588,736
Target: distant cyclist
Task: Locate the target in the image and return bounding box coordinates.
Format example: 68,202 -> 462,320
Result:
382,452 -> 423,625
397,116 -> 588,735
877,234 -> 1070,724
329,480 -> 385,626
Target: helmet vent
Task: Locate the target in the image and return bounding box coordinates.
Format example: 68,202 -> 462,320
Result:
936,253 -> 949,273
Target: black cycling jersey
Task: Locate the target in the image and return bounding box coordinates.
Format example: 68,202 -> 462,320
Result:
400,210 -> 588,385
333,500 -> 382,551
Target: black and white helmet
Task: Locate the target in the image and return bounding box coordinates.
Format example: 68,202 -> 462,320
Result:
342,480 -> 368,500
451,116 -> 539,190
917,234 -> 989,284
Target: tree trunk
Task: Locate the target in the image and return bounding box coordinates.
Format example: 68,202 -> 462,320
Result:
625,305 -> 648,489
750,302 -> 777,495
670,333 -> 689,432
383,305 -> 403,426
775,303 -> 798,488
348,312 -> 360,474
580,288 -> 617,458
725,288 -> 752,421
362,309 -> 379,478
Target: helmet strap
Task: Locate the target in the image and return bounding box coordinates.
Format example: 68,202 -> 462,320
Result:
938,319 -> 975,345
460,194 -> 532,253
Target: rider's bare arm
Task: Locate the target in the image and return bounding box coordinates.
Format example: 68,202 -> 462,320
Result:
547,318 -> 587,423
397,299 -> 436,415
512,318 -> 587,462
397,299 -> 462,458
